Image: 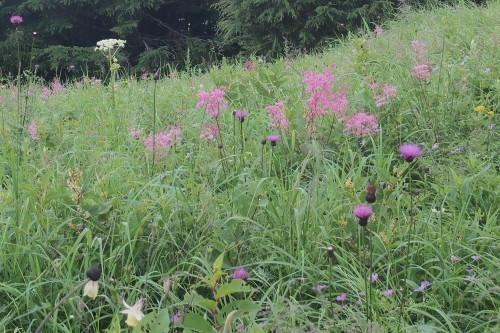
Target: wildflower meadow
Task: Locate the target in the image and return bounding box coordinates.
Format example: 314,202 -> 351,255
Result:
0,2 -> 498,332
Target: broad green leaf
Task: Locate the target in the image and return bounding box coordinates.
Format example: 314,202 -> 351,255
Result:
215,280 -> 254,299
212,253 -> 224,273
177,313 -> 214,333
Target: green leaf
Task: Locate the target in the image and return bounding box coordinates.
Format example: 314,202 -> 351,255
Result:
184,292 -> 218,311
215,280 -> 254,299
212,252 -> 224,273
250,322 -> 265,333
133,308 -> 170,333
176,313 -> 214,333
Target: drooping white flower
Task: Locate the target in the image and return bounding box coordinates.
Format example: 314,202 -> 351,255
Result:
83,280 -> 99,299
121,297 -> 145,327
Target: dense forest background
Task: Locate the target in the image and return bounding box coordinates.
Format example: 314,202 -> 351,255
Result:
0,0 -> 487,80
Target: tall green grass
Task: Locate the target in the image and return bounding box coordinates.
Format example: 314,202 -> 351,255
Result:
0,1 -> 498,332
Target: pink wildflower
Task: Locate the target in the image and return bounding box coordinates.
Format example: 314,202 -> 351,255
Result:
51,77 -> 63,93
10,16 -> 23,25
374,25 -> 384,36
411,64 -> 431,80
26,123 -> 38,140
343,112 -> 378,136
199,124 -> 219,141
129,128 -> 141,140
303,68 -> 347,123
196,87 -> 228,119
370,82 -> 397,108
0,96 -> 3,103
244,60 -> 254,71
40,87 -> 51,99
266,100 -> 289,130
144,125 -> 182,159
414,281 -> 431,292
411,40 -> 427,60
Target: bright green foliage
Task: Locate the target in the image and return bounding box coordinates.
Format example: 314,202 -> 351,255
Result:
0,1 -> 498,332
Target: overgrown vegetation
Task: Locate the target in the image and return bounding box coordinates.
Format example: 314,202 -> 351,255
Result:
0,1 -> 498,332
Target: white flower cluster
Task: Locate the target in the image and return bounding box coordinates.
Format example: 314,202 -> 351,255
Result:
95,39 -> 126,52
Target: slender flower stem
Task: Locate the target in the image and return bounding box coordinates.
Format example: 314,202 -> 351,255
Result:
239,121 -> 245,167
151,80 -> 157,175
397,175 -> 415,331
35,280 -> 88,333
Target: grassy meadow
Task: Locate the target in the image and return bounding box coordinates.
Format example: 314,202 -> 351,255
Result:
0,1 -> 499,332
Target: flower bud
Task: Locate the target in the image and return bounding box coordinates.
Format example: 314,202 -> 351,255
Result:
326,246 -> 334,258
365,181 -> 377,203
86,265 -> 102,281
153,70 -> 160,81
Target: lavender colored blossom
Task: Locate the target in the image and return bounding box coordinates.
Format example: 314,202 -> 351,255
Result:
10,15 -> 23,25
171,314 -> 181,324
336,293 -> 347,303
368,273 -> 379,283
450,255 -> 461,263
414,281 -> 431,292
354,204 -> 373,226
400,143 -> 422,162
471,255 -> 480,261
232,267 -> 249,281
383,289 -> 394,297
233,110 -> 248,122
268,134 -> 279,146
313,284 -> 327,293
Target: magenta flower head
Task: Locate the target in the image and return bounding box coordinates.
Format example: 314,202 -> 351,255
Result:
268,134 -> 280,146
354,204 -> 373,227
400,143 -> 422,162
233,110 -> 248,122
10,15 -> 23,25
336,293 -> 347,303
232,267 -> 249,281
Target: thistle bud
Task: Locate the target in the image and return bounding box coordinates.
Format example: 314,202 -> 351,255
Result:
365,181 -> 377,203
326,246 -> 334,258
86,265 -> 102,281
153,70 -> 160,81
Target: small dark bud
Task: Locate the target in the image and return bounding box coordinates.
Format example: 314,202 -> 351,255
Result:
218,143 -> 223,149
365,182 -> 377,203
423,166 -> 430,173
261,139 -> 267,145
32,31 -> 37,37
326,246 -> 334,258
365,194 -> 376,203
379,181 -> 386,189
153,70 -> 160,81
86,265 -> 102,281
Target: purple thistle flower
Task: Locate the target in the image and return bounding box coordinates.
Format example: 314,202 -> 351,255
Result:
10,15 -> 23,25
471,255 -> 480,261
268,134 -> 279,146
383,289 -> 394,297
232,267 -> 249,281
336,293 -> 347,303
400,143 -> 422,162
233,110 -> 248,122
354,204 -> 373,226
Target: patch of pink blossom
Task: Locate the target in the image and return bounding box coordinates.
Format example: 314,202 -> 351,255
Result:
51,77 -> 63,93
266,100 -> 289,130
374,25 -> 384,36
411,40 -> 427,60
344,111 -> 378,136
129,128 -> 141,140
199,124 -> 219,141
196,87 -> 228,119
144,125 -> 182,159
411,64 -> 431,80
244,60 -> 254,71
370,82 -> 397,107
40,87 -> 51,98
26,123 -> 38,140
